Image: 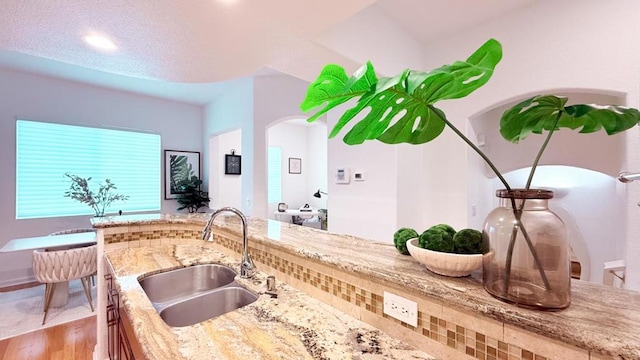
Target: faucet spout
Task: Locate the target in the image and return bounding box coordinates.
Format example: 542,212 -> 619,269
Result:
202,207 -> 256,278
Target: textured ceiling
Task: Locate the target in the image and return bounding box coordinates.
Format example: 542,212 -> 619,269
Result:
0,0 -> 533,104
377,0 -> 535,44
0,0 -> 374,83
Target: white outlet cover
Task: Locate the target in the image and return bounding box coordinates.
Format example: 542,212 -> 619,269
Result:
383,291 -> 418,327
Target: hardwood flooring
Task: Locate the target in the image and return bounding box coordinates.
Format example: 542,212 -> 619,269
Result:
0,281 -> 40,293
0,316 -> 96,360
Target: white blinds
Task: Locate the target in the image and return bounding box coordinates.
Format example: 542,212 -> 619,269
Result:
16,120 -> 161,219
267,146 -> 282,203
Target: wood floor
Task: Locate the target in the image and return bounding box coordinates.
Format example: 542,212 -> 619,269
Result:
0,316 -> 96,360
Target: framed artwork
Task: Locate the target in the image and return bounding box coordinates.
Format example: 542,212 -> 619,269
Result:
164,150 -> 200,200
289,157 -> 302,174
225,154 -> 242,175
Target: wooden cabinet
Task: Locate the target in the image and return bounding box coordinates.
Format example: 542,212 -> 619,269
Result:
105,274 -> 142,359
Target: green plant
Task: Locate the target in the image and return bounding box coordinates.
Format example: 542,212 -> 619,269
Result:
453,229 -> 483,255
393,227 -> 418,255
175,176 -> 210,213
419,226 -> 455,253
300,39 -> 640,292
64,173 -> 129,217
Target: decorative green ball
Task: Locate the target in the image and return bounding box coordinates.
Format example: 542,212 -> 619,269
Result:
419,226 -> 455,253
453,228 -> 483,254
393,227 -> 418,255
432,224 -> 456,238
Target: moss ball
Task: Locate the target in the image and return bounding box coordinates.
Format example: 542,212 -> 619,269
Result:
453,228 -> 483,254
432,224 -> 456,238
419,226 -> 455,253
393,227 -> 418,255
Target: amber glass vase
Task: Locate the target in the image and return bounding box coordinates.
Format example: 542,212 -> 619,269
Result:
482,189 -> 570,310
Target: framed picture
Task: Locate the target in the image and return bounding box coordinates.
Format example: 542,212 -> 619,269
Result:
289,157 -> 302,174
225,154 -> 242,175
164,150 -> 200,200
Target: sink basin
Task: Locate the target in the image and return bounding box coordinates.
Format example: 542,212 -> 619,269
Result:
159,287 -> 258,327
139,264 -> 237,304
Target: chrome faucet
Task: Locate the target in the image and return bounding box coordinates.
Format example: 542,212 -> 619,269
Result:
202,207 -> 256,278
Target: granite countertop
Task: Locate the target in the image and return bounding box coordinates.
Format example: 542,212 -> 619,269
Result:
105,243 -> 435,360
96,213 -> 640,359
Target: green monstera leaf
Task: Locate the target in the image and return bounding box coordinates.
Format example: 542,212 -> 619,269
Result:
501,95 -> 640,143
300,38 -> 503,145
300,62 -> 378,123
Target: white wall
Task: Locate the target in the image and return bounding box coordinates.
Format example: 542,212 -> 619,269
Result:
204,74 -> 312,219
203,77 -> 254,213
310,6 -> 431,242
267,122 -> 309,215
209,129 -> 242,210
0,68 -> 203,286
418,0 -> 640,288
267,121 -> 328,218
325,101 -> 399,243
252,75 -> 311,218
315,2 -> 425,76
306,123 -> 328,211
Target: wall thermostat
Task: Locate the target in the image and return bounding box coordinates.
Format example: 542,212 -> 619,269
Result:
336,167 -> 351,184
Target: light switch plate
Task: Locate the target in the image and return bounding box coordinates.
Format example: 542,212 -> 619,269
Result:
336,167 -> 351,184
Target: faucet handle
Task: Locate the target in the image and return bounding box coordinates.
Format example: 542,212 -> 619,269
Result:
240,253 -> 257,278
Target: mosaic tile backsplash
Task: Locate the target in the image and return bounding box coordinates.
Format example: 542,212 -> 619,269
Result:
100,222 -> 621,360
213,233 -> 551,360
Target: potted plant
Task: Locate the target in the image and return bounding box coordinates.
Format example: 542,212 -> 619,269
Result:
175,176 -> 210,213
299,38 -> 640,310
64,173 -> 129,217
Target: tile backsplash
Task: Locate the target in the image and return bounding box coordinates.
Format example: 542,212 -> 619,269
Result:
101,225 -> 602,360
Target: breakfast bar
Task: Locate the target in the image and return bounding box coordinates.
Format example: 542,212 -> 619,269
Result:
93,214 -> 640,360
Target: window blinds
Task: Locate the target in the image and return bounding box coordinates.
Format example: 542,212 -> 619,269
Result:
16,120 -> 161,219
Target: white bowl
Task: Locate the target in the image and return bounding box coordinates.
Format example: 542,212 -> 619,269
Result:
406,238 -> 482,277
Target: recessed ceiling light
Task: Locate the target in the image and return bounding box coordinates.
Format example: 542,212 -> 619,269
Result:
82,34 -> 117,52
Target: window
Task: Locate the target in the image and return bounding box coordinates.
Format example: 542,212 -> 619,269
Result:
267,146 -> 282,203
16,120 -> 161,219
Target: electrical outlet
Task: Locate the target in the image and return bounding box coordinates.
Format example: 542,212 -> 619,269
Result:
383,291 -> 418,327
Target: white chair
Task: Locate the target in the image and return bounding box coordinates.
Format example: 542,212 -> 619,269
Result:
48,228 -> 95,236
49,228 -> 97,284
32,244 -> 97,325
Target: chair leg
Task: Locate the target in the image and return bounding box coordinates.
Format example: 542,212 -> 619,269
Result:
80,276 -> 94,312
42,283 -> 56,325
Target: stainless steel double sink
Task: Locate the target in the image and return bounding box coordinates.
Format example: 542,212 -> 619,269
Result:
138,264 -> 258,327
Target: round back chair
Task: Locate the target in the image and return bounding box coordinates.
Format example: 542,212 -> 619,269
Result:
48,228 -> 95,236
32,244 -> 97,324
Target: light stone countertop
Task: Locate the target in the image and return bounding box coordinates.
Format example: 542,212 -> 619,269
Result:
105,243 -> 435,360
95,213 -> 640,359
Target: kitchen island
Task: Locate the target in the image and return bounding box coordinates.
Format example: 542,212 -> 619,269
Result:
93,213 -> 640,360
105,243 -> 434,359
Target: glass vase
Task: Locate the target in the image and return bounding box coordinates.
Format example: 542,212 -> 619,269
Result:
482,189 -> 570,310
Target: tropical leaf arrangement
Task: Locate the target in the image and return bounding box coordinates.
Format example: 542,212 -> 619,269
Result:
170,155 -> 195,194
300,38 -> 640,295
64,173 -> 129,217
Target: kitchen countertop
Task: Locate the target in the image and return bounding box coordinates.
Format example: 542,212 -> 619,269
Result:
105,243 -> 435,360
95,213 -> 640,359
